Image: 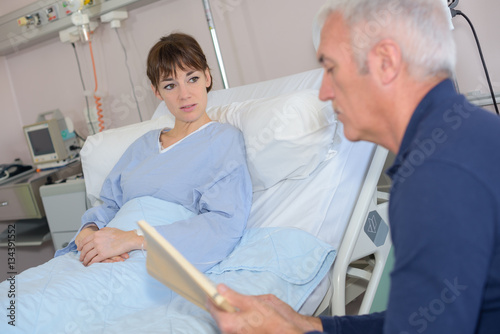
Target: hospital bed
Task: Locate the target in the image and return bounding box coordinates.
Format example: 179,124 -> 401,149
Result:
83,67 -> 392,316
0,68 -> 391,332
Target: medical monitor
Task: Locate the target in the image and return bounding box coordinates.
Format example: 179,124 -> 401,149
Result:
23,119 -> 75,165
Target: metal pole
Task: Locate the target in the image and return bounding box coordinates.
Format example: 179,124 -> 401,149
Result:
202,0 -> 230,89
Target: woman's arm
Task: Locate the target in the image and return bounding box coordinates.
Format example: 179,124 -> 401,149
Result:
55,136 -> 140,258
155,161 -> 252,271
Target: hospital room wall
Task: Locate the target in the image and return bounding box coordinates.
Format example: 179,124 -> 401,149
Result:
452,0 -> 500,113
0,0 -> 325,165
0,57 -> 28,164
0,0 -> 499,166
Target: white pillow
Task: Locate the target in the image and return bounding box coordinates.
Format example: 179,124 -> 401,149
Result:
81,89 -> 337,205
208,89 -> 337,191
80,115 -> 174,206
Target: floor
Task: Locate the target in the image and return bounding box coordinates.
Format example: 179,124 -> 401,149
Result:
0,221 -> 55,282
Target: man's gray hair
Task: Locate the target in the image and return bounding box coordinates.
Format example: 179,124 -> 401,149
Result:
317,0 -> 456,79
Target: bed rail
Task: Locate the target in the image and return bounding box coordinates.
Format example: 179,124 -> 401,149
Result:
314,144 -> 392,316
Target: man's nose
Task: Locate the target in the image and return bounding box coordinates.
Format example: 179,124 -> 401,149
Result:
319,73 -> 335,102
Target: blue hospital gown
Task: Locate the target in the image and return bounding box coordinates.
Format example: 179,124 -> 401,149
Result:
57,122 -> 252,272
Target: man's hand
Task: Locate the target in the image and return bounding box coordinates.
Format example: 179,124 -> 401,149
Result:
208,284 -> 322,334
255,294 -> 323,332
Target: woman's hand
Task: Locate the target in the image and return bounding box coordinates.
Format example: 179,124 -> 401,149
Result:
208,284 -> 323,334
75,224 -> 98,249
77,227 -> 143,266
100,254 -> 130,263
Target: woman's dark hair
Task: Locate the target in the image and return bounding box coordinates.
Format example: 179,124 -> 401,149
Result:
147,33 -> 213,93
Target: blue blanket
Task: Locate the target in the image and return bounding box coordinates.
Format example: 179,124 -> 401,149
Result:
0,198 -> 336,333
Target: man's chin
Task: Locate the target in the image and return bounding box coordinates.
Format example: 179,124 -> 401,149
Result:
342,127 -> 361,143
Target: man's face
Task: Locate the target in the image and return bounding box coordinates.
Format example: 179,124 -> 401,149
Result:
317,12 -> 379,142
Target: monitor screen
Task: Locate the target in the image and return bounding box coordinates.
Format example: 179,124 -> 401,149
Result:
23,120 -> 66,164
27,127 -> 56,156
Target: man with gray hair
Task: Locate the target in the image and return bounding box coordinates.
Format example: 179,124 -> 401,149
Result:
209,0 -> 500,333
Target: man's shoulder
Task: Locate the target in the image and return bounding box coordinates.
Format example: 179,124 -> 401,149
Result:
410,96 -> 500,178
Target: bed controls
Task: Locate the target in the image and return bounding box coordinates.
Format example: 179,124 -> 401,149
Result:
364,211 -> 389,247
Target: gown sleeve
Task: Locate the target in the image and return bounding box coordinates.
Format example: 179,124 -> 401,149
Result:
54,139 -> 141,257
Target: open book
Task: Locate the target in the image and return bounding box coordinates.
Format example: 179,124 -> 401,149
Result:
137,220 -> 235,312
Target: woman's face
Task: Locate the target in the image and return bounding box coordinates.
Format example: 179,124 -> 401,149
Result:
153,67 -> 212,126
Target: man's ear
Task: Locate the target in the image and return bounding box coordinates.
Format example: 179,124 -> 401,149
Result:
151,84 -> 162,100
369,38 -> 402,85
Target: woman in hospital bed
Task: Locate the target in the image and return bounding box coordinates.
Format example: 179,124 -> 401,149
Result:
57,32 -> 252,269
0,33 -> 251,332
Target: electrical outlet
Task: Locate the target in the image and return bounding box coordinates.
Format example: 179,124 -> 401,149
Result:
18,13 -> 41,27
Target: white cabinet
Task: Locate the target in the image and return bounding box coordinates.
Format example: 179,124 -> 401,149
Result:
40,179 -> 88,250
0,174 -> 45,220
0,162 -> 82,247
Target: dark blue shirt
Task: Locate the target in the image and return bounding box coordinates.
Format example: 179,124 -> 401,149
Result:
310,79 -> 500,334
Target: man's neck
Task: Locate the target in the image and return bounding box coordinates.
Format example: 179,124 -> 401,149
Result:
381,75 -> 447,154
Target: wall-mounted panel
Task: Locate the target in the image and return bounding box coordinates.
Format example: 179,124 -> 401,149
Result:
0,0 -> 160,56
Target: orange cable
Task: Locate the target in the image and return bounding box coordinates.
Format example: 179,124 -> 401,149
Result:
88,38 -> 104,132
